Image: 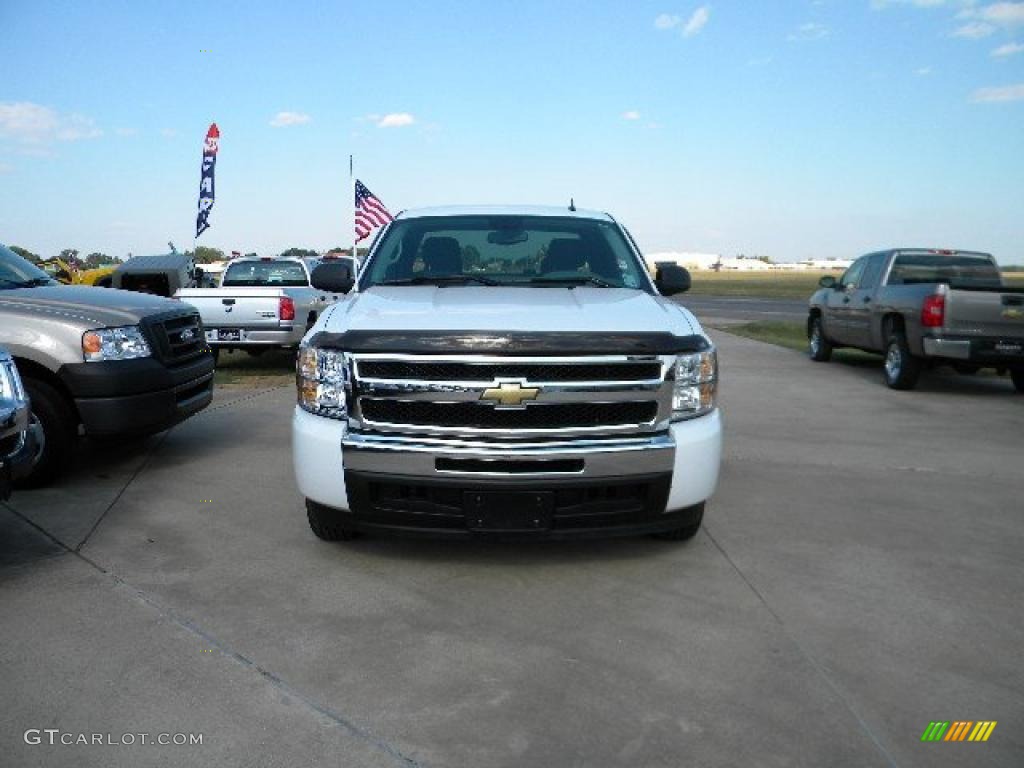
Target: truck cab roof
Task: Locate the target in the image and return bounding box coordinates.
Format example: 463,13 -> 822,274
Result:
395,205 -> 614,222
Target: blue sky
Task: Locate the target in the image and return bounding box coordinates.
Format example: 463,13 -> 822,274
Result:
1,0 -> 1022,263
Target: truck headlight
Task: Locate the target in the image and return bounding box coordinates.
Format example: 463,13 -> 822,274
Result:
0,359 -> 26,401
672,347 -> 717,420
297,346 -> 348,420
81,326 -> 152,362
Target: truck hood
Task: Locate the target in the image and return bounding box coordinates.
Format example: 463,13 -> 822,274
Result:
325,286 -> 700,337
0,285 -> 186,328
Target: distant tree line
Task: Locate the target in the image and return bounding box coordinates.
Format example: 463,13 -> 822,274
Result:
7,245 -> 116,269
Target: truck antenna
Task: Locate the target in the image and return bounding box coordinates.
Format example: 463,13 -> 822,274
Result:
569,198 -> 576,212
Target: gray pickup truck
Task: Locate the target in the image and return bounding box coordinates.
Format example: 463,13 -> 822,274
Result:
0,244 -> 216,486
176,256 -> 348,359
808,248 -> 1024,390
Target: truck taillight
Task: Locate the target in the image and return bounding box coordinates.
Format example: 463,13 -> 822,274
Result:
279,297 -> 296,321
921,294 -> 945,328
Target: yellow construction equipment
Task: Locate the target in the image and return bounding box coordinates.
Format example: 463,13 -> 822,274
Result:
36,258 -> 117,287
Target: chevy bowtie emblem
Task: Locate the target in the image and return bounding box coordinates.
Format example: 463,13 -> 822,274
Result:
180,328 -> 195,342
480,381 -> 540,407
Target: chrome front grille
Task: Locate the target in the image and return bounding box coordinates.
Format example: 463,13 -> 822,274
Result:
349,354 -> 673,439
357,360 -> 663,383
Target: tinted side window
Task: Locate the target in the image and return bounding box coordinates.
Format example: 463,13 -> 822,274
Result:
840,258 -> 866,288
858,254 -> 886,290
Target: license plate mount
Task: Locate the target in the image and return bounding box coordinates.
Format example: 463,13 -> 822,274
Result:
217,329 -> 242,342
994,341 -> 1022,354
464,491 -> 554,532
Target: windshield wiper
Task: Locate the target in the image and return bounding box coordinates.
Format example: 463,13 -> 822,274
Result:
0,277 -> 52,289
375,275 -> 501,287
529,276 -> 618,288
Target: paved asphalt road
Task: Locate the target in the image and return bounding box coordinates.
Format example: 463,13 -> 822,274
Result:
2,332 -> 1022,768
677,295 -> 808,325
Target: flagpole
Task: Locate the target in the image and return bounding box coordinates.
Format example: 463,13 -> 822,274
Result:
351,154 -> 362,292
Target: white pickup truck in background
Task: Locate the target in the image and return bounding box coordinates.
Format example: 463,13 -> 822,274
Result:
176,256 -> 350,359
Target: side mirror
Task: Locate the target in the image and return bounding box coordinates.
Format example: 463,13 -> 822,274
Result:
819,275 -> 837,289
655,264 -> 691,296
193,266 -> 205,280
311,261 -> 355,294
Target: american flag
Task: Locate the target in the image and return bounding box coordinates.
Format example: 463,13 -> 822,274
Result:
354,180 -> 393,242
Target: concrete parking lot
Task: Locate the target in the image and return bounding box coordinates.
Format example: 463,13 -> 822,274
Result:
2,330 -> 1022,767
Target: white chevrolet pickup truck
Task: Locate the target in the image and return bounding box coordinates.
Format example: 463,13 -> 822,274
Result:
293,206 -> 721,542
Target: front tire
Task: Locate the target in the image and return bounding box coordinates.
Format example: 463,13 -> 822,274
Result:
808,316 -> 832,362
651,503 -> 704,541
1011,368 -> 1024,393
884,332 -> 922,390
306,500 -> 359,541
15,378 -> 78,488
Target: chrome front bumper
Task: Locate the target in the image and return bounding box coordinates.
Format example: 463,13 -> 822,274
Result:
341,432 -> 675,479
293,406 -> 722,518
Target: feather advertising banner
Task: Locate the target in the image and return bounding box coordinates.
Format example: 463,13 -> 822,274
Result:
195,123 -> 220,238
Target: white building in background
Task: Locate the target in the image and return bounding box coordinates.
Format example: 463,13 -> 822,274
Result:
648,251 -> 854,272
647,252 -> 772,271
648,252 -> 722,270
801,258 -> 853,270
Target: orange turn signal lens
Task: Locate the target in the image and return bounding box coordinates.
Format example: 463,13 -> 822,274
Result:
82,332 -> 103,356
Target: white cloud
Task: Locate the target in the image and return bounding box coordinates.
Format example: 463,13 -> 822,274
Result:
977,2 -> 1024,26
270,111 -> 312,127
0,101 -> 102,144
160,128 -> 178,139
788,22 -> 830,41
992,40 -> 1024,54
954,20 -> 997,37
56,114 -> 102,141
916,66 -> 933,75
971,82 -> 1024,101
375,112 -> 415,128
622,110 -> 641,120
956,3 -> 1024,34
654,13 -> 681,30
682,6 -> 711,37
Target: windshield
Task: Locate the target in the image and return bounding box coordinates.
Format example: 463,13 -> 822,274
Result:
359,216 -> 651,291
0,244 -> 57,289
221,260 -> 310,287
887,253 -> 1003,289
